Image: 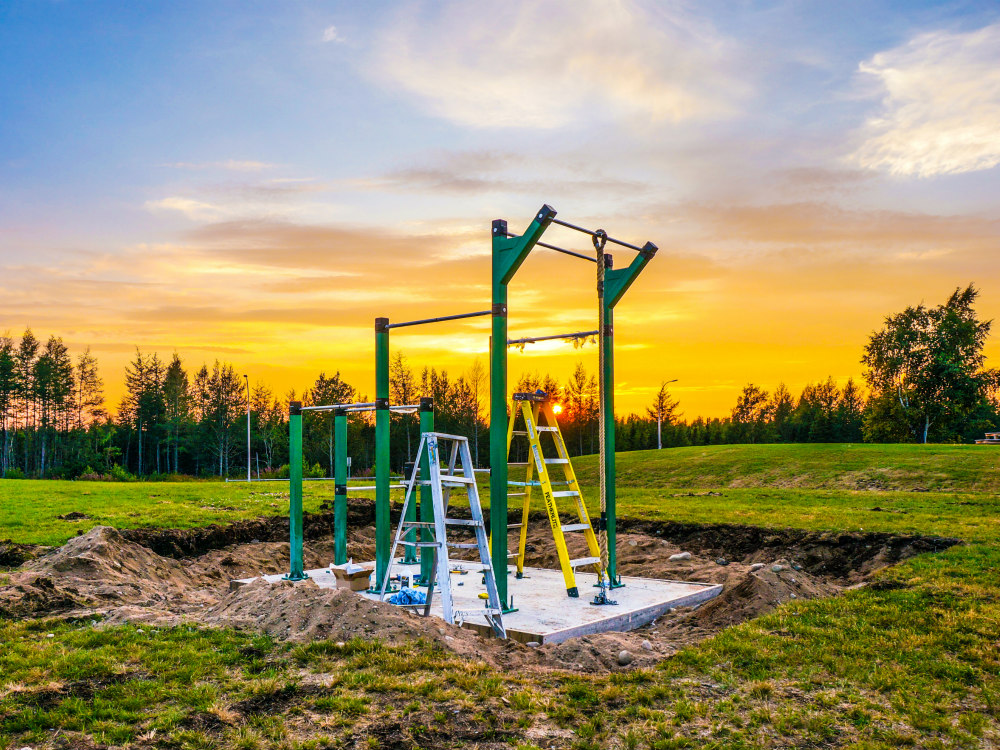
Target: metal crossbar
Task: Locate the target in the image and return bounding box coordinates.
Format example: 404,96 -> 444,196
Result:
508,330 -> 598,346
387,310 -> 491,329
550,217 -> 648,253
300,402 -> 375,413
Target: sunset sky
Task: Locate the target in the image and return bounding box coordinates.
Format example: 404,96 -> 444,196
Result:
2,1 -> 1000,418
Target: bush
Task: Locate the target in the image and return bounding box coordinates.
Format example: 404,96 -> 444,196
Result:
2,467 -> 25,479
108,464 -> 137,482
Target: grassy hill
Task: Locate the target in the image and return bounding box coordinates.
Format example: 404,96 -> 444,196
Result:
573,443 -> 1000,493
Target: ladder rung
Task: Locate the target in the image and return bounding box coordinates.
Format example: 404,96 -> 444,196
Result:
561,523 -> 590,532
446,542 -> 480,549
453,608 -> 503,617
402,521 -> 435,527
545,458 -> 569,464
399,541 -> 442,548
512,430 -> 528,435
507,462 -> 529,466
508,481 -> 541,487
552,490 -> 580,497
537,427 -> 558,432
569,556 -> 601,568
507,492 -> 526,497
507,523 -> 523,529
445,518 -> 482,526
506,551 -> 519,558
440,475 -> 476,484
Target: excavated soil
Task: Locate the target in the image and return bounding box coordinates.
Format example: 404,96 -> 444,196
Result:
0,501 -> 959,674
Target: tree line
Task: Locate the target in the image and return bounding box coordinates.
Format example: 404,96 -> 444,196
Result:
2,284 -> 997,478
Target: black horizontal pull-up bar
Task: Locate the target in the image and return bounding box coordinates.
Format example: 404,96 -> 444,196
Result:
508,330 -> 599,346
506,232 -> 597,263
386,310 -> 491,329
301,401 -> 376,413
550,217 -> 650,254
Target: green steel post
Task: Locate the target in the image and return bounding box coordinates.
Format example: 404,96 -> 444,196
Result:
286,401 -> 307,581
375,317 -> 391,591
418,397 -> 434,584
333,408 -> 348,566
490,205 -> 555,607
600,242 -> 657,586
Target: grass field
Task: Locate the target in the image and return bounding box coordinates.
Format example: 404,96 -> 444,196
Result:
2,444 -> 1000,748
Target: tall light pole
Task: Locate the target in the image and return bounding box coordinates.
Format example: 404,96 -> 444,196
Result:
657,379 -> 678,450
244,374 -> 251,482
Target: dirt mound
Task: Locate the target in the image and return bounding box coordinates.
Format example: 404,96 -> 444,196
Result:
0,514 -> 961,675
0,539 -> 46,568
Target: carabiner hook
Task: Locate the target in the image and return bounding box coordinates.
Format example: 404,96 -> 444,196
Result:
592,229 -> 608,252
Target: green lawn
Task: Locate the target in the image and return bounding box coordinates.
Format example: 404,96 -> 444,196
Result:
2,444 -> 1000,748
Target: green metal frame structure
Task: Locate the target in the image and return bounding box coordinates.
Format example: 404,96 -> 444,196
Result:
285,203 -> 655,606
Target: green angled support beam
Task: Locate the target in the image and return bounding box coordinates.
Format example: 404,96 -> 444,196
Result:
490,204 -> 556,608
600,241 -> 657,586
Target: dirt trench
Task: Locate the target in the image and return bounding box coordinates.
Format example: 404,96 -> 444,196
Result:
0,502 -> 959,674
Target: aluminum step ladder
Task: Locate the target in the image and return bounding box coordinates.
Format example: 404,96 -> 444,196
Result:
505,391 -> 604,597
379,432 -> 506,638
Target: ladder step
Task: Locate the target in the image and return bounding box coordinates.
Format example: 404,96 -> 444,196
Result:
508,480 -> 541,487
401,521 -> 435,527
569,556 -> 601,568
444,518 -> 482,526
507,492 -> 527,497
561,523 -> 590,532
453,608 -> 503,617
545,458 -> 569,464
551,490 -> 580,497
507,462 -> 529,467
512,430 -> 529,435
399,541 -> 443,548
537,427 -> 558,432
508,523 -> 523,529
446,542 -> 480,549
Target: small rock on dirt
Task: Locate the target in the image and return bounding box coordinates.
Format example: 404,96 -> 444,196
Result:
641,639 -> 653,651
771,564 -> 786,572
715,558 -> 729,566
526,641 -> 541,648
618,650 -> 634,666
749,563 -> 765,572
669,552 -> 691,561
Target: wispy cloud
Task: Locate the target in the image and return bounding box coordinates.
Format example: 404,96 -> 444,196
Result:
322,25 -> 344,43
369,0 -> 745,129
144,196 -> 227,222
161,160 -> 279,172
848,22 -> 1000,177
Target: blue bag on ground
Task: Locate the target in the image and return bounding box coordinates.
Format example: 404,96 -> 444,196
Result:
388,587 -> 426,605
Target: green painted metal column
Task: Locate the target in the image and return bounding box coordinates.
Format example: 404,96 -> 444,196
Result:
418,396 -> 435,584
286,400 -> 307,580
600,242 -> 658,586
374,317 -> 391,591
333,407 -> 348,566
490,205 -> 555,607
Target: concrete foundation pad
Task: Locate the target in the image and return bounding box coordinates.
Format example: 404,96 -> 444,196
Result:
236,563 -> 721,644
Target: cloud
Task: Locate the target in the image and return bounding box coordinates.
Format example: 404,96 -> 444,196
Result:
161,160 -> 278,172
369,0 -> 745,129
144,197 -> 227,222
848,22 -> 1000,177
322,25 -> 344,43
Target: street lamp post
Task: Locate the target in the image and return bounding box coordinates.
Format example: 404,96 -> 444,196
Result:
244,374 -> 251,482
657,379 -> 678,450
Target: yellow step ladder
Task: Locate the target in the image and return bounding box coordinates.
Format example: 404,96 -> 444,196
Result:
505,391 -> 603,598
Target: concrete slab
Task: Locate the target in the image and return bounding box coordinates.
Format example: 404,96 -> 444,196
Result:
236,563 -> 722,644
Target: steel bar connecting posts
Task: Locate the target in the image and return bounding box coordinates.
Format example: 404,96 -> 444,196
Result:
286,401 -> 307,581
